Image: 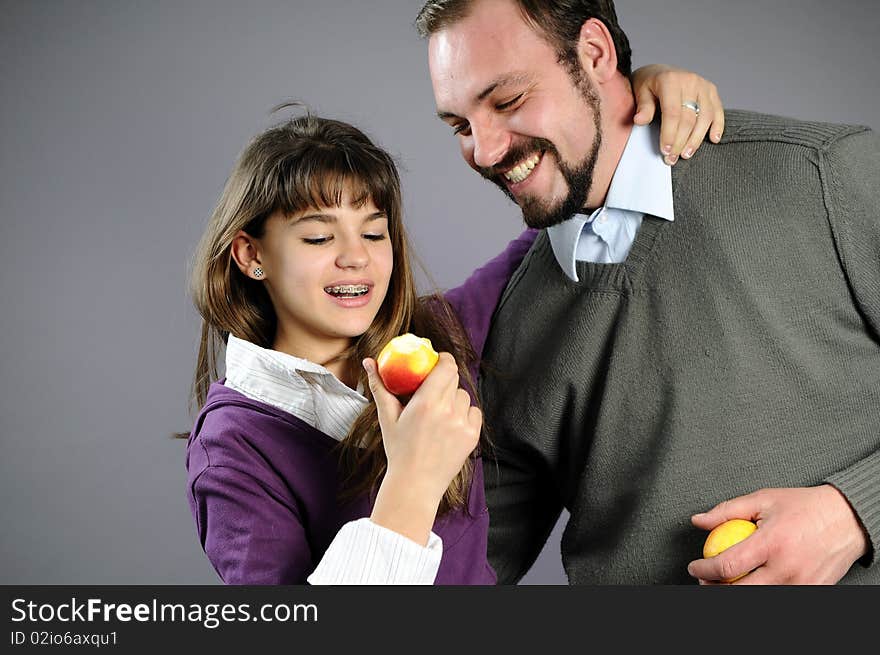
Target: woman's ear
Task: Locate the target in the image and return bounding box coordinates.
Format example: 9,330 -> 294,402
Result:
231,230 -> 265,280
577,18 -> 619,84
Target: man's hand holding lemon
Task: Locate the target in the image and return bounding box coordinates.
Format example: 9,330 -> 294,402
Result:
688,485 -> 870,584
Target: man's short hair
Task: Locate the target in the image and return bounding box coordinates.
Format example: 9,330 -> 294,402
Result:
415,0 -> 633,78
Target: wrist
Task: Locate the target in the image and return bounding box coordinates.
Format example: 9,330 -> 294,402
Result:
821,484 -> 869,562
370,472 -> 443,546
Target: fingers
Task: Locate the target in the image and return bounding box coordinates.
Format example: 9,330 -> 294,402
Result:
679,82 -> 724,158
630,63 -> 672,125
363,358 -> 403,429
706,82 -> 725,144
453,389 -> 482,451
653,74 -> 725,164
467,404 -> 483,431
646,69 -> 702,162
667,86 -> 701,164
687,531 -> 768,583
411,352 -> 459,407
395,352 -> 479,452
455,388 -> 482,450
454,387 -> 472,415
632,83 -> 658,126
681,102 -> 714,161
729,565 -> 777,585
693,489 -> 767,528
691,490 -> 765,530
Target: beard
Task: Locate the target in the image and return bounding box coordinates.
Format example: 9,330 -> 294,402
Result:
478,75 -> 603,229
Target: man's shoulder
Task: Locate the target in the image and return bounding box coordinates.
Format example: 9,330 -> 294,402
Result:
720,109 -> 871,150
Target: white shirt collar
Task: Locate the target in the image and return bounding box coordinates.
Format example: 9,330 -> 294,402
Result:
604,122 -> 674,219
223,334 -> 368,442
547,122 -> 674,279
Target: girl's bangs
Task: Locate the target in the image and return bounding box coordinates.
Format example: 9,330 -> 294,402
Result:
276,146 -> 395,216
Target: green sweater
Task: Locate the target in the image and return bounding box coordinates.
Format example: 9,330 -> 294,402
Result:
481,110 -> 880,584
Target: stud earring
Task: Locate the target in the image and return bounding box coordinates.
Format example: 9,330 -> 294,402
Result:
253,267 -> 264,279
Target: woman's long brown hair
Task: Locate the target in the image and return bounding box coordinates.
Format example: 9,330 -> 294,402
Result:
182,110 -> 479,516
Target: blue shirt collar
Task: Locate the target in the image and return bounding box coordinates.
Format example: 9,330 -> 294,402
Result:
546,122 -> 674,280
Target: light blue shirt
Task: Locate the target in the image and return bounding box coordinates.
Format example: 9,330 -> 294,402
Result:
547,123 -> 675,282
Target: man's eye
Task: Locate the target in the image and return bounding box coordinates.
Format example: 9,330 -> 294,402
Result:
453,122 -> 471,136
496,93 -> 524,111
303,236 -> 331,245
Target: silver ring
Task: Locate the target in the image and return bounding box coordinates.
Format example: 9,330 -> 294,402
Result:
682,100 -> 701,115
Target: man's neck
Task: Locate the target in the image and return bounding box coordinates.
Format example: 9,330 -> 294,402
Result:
583,84 -> 636,211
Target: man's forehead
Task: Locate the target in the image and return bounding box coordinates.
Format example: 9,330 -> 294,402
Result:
426,0 -> 544,63
427,6 -> 548,107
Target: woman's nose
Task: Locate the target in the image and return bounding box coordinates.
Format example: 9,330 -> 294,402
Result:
335,236 -> 369,269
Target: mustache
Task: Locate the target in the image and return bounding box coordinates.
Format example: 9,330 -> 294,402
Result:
478,137 -> 557,181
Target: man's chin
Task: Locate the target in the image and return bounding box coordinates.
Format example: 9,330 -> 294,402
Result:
490,181 -> 569,229
519,196 -> 580,230
487,171 -> 586,229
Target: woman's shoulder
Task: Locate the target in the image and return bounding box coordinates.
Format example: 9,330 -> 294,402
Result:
187,381 -> 337,472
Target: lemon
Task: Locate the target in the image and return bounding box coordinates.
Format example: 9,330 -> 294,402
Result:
702,518 -> 757,582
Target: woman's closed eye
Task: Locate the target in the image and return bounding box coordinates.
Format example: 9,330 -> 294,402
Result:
302,233 -> 386,245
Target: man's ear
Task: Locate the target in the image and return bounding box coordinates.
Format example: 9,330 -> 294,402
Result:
577,18 -> 619,84
230,230 -> 264,280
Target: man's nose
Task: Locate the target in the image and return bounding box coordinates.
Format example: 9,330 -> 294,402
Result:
471,119 -> 509,170
336,235 -> 369,269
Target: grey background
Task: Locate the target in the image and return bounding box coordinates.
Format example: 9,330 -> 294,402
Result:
1,0 -> 877,585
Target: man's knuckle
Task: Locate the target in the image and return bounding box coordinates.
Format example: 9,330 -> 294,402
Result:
719,557 -> 740,581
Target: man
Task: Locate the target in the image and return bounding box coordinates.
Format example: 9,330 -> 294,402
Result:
416,0 -> 880,584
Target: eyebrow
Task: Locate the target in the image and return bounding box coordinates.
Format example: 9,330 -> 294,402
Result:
436,73 -> 530,120
292,211 -> 387,225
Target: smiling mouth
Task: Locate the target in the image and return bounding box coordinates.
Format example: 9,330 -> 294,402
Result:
503,152 -> 542,184
324,284 -> 370,298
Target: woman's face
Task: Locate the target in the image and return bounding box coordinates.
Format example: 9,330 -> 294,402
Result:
255,190 -> 393,363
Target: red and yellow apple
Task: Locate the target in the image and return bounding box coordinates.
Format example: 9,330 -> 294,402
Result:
376,333 -> 440,396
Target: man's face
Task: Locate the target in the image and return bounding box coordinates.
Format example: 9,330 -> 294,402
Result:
428,0 -> 602,228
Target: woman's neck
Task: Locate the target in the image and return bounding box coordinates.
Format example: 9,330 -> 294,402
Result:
272,332 -> 358,390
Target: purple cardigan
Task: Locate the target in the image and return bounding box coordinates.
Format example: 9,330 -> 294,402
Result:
185,229 -> 538,584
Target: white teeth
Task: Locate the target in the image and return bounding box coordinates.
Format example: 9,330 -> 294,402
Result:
325,284 -> 369,297
503,153 -> 541,184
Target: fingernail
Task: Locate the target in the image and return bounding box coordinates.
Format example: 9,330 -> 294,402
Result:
682,147 -> 693,159
362,359 -> 374,374
662,144 -> 672,155
665,155 -> 678,166
713,133 -> 722,142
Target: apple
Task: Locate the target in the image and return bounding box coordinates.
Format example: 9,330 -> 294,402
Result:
376,333 -> 440,396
